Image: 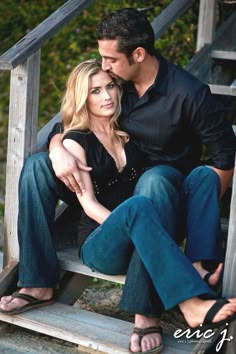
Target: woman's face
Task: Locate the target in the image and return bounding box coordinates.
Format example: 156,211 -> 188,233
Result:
87,70 -> 119,120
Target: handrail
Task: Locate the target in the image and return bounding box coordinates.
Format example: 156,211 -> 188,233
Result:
152,0 -> 194,39
0,0 -> 195,71
0,0 -> 93,70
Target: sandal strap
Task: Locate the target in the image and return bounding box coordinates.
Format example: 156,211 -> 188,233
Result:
204,299 -> 229,324
12,291 -> 41,303
133,326 -> 163,337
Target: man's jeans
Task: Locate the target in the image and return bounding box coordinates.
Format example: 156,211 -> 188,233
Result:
17,152 -> 220,315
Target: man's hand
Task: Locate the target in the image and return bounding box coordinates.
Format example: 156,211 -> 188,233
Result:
49,139 -> 92,194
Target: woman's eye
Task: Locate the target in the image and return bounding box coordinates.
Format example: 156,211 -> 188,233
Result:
108,83 -> 115,89
92,89 -> 100,94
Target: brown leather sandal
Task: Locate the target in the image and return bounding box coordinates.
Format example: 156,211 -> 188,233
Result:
129,326 -> 163,354
0,290 -> 54,315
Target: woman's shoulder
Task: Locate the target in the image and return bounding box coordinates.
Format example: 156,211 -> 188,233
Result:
63,129 -> 95,146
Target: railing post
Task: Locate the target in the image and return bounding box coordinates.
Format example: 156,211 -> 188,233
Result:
3,50 -> 40,266
197,0 -> 217,51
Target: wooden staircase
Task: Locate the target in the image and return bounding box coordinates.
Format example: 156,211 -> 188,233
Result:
0,1 -> 236,353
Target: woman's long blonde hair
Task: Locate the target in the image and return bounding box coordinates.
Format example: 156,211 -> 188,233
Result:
61,59 -> 129,144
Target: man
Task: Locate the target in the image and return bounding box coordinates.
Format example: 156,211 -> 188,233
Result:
1,8 -> 235,354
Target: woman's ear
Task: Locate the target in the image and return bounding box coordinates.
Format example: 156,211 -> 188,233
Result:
132,47 -> 146,63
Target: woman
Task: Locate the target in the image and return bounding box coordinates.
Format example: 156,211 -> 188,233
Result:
1,59 -> 236,354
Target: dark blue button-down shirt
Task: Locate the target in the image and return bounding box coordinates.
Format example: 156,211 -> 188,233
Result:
119,54 -> 236,174
49,54 -> 236,175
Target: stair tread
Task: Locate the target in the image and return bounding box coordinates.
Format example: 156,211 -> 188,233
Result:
57,248 -> 125,284
211,50 -> 236,61
0,302 -> 193,353
208,83 -> 236,96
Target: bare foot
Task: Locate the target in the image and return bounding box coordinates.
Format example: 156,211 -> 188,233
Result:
193,262 -> 223,288
206,263 -> 223,288
179,297 -> 236,328
0,288 -> 53,313
130,314 -> 162,353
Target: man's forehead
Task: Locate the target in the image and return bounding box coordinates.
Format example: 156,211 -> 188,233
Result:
98,39 -> 119,56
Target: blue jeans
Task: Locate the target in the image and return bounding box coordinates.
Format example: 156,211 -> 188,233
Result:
18,152 -> 78,287
117,164 -> 221,315
80,196 -> 215,315
134,165 -> 222,262
17,154 -> 220,315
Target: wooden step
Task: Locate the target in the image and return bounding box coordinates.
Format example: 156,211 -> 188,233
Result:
0,302 -> 194,353
211,50 -> 236,61
57,248 -> 125,284
209,80 -> 236,96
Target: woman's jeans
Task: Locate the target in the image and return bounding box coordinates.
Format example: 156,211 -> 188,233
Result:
80,195 -> 214,315
17,152 -> 220,315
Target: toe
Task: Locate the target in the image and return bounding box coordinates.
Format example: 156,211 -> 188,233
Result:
130,333 -> 141,353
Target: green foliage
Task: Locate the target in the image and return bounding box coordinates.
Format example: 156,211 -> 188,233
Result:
0,0 -> 199,127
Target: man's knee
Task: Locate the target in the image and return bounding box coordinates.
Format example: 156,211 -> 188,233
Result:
183,166 -> 220,194
20,152 -> 52,184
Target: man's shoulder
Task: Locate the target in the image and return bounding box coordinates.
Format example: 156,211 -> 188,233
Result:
159,55 -> 206,96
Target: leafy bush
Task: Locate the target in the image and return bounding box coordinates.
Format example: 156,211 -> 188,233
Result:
0,0 -> 198,127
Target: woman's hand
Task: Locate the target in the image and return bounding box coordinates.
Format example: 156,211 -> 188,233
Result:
49,134 -> 92,194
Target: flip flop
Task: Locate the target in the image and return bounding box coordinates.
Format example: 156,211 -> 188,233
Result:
191,298 -> 236,331
0,290 -> 54,315
204,271 -> 222,295
129,326 -> 163,354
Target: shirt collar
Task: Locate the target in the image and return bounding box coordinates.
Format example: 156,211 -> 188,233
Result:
151,53 -> 168,95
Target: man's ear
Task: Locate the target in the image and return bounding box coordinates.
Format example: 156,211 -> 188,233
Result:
132,47 -> 146,63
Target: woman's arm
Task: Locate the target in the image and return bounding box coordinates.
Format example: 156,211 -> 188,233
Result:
63,138 -> 111,224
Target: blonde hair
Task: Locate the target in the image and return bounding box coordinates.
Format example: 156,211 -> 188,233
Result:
61,59 -> 129,144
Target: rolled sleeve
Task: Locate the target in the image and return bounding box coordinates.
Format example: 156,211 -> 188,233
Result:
47,122 -> 64,148
189,85 -> 236,170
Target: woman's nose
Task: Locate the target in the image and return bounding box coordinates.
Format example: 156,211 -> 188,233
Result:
104,89 -> 111,99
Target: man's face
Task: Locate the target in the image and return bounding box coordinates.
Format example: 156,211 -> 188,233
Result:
98,39 -> 135,81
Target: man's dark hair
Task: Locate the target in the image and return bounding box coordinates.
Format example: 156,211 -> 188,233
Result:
96,8 -> 156,58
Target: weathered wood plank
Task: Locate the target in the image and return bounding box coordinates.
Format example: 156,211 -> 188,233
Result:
0,0 -> 93,70
186,11 -> 236,82
209,82 -> 236,96
223,154 -> 236,299
0,261 -> 18,297
0,302 -> 194,354
37,113 -> 61,151
152,0 -> 194,39
211,50 -> 236,61
221,143 -> 236,353
196,0 -> 216,51
57,272 -> 92,305
57,248 -> 125,284
3,51 -> 40,265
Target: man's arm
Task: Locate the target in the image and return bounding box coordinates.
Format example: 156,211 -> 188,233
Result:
210,167 -> 234,198
49,133 -> 91,194
63,138 -> 111,224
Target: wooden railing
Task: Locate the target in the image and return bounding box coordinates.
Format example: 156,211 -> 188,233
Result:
0,0 -> 93,265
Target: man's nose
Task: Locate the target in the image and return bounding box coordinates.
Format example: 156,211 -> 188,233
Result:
102,58 -> 111,71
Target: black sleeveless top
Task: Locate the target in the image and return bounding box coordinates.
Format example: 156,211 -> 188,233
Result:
63,130 -> 145,251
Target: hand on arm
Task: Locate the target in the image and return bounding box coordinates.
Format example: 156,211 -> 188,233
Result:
49,133 -> 92,194
63,138 -> 111,224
